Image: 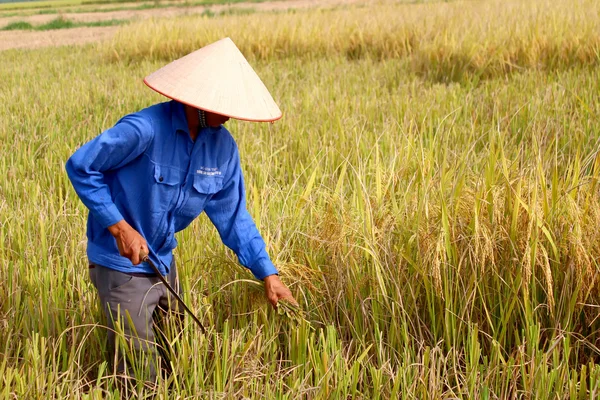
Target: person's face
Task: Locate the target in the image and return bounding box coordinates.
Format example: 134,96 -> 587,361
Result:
205,111 -> 230,127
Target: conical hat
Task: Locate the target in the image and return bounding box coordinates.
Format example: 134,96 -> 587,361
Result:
144,37 -> 282,122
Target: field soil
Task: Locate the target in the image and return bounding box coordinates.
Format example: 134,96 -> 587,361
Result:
0,25 -> 117,50
0,0 -> 370,51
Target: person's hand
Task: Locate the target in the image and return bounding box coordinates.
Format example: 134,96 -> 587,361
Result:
107,220 -> 148,265
263,274 -> 297,308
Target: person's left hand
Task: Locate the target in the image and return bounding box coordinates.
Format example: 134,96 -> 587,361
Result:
263,275 -> 298,308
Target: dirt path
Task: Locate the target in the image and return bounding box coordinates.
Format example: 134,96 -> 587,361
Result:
0,0 -> 372,51
0,26 -> 118,51
1,0 -> 369,24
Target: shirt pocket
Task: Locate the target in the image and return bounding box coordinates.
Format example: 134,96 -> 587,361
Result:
154,164 -> 180,186
151,163 -> 181,214
192,174 -> 224,194
177,174 -> 224,220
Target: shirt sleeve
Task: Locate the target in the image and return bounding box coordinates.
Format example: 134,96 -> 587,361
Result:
65,114 -> 154,228
204,143 -> 279,280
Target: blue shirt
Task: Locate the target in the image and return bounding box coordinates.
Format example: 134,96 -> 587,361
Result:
66,100 -> 278,279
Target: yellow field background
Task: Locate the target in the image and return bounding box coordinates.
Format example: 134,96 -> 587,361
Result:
1,0 -> 600,398
106,0 -> 600,80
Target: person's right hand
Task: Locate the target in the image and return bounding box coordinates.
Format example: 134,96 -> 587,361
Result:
107,220 -> 148,265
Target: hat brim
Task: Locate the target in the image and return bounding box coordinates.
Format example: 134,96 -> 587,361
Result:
144,78 -> 282,123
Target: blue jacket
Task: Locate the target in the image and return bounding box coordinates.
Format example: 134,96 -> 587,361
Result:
66,100 -> 278,279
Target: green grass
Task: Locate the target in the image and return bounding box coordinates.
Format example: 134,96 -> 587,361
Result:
0,15 -> 128,29
0,1 -> 259,18
0,0 -> 167,11
0,19 -> 32,28
0,0 -> 268,14
1,0 -> 600,398
0,7 -> 256,31
0,0 -> 94,11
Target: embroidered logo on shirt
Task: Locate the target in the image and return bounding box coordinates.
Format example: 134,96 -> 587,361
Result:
197,166 -> 222,176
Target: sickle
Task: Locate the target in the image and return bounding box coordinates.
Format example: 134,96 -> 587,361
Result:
140,250 -> 206,334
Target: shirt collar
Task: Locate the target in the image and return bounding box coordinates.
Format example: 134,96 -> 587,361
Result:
170,100 -> 189,135
170,100 -> 225,136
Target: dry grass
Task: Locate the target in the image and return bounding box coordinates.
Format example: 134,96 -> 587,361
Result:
1,0 -> 600,397
104,0 -> 600,82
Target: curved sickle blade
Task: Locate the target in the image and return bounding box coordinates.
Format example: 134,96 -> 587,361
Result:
141,251 -> 206,334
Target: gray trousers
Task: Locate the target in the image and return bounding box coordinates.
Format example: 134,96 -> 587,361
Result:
89,261 -> 182,381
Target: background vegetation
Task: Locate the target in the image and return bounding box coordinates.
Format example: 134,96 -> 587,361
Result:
1,15 -> 126,30
1,0 -> 600,398
0,0 -> 264,14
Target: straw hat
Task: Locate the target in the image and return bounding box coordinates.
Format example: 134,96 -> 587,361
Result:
144,37 -> 282,122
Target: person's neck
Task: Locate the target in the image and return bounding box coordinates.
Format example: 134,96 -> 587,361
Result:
183,104 -> 200,141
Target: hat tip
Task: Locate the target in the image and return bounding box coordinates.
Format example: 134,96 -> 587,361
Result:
143,37 -> 281,122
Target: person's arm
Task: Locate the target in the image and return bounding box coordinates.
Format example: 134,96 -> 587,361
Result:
65,114 -> 153,264
204,144 -> 296,307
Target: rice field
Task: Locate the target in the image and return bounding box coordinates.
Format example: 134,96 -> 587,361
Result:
1,0 -> 600,398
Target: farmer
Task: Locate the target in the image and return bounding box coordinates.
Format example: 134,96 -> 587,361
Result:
66,37 -> 297,381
